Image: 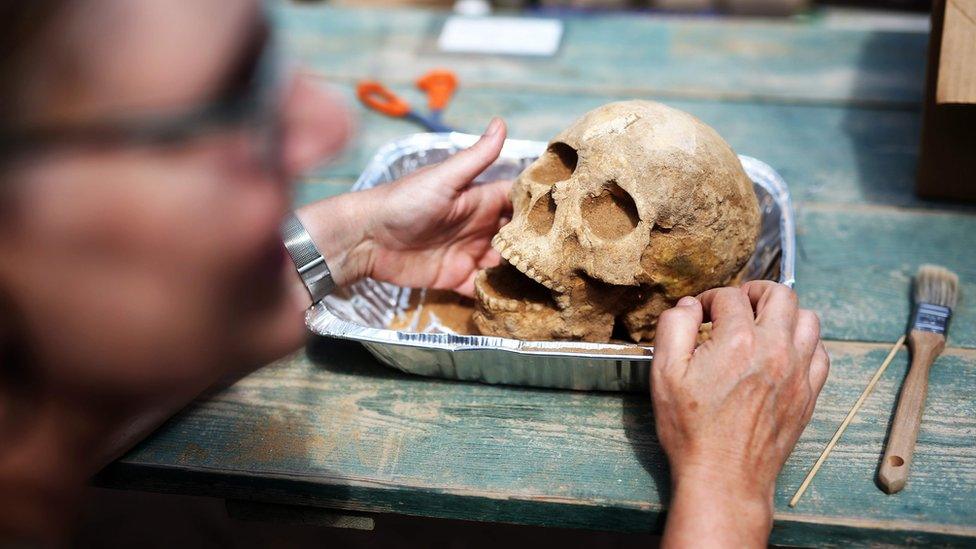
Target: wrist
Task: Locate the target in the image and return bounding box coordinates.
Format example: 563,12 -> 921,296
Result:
672,468 -> 773,516
663,466 -> 773,548
672,461 -> 774,507
294,189 -> 378,288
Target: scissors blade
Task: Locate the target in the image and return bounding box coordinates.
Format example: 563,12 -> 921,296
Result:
407,112 -> 457,133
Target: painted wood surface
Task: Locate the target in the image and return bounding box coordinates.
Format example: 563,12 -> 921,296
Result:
101,340 -> 976,545
797,205 -> 976,348
274,5 -> 929,106
100,5 -> 976,545
304,85 -> 927,207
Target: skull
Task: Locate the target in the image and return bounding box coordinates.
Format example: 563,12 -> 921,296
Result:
474,100 -> 760,342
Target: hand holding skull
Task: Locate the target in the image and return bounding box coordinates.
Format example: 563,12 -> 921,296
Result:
652,282 -> 829,548
316,118 -> 514,296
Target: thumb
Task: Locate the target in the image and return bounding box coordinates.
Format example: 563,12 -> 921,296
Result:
430,118 -> 507,191
653,296 -> 704,372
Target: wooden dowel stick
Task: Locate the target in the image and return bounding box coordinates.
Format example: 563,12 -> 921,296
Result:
789,335 -> 907,508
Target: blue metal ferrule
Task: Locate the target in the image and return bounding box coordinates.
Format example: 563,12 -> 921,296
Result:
913,302 -> 952,335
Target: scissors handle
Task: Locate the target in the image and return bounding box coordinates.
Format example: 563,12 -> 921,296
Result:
356,81 -> 411,117
416,70 -> 458,112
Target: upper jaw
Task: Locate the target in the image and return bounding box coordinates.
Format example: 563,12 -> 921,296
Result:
491,234 -> 568,294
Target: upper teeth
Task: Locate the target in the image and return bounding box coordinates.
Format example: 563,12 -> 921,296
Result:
494,236 -> 567,294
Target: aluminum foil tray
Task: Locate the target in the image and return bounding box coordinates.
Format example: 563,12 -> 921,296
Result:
307,132 -> 796,392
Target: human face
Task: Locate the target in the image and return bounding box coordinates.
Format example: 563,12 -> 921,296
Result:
0,0 -> 352,397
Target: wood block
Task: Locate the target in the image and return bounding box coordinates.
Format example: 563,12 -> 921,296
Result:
917,0 -> 976,202
937,0 -> 976,104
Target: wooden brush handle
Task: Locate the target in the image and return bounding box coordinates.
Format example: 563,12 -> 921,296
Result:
878,330 -> 945,494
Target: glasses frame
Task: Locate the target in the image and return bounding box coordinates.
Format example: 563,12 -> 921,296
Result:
0,14 -> 286,163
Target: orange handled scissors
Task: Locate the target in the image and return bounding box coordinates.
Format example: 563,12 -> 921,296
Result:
356,69 -> 459,133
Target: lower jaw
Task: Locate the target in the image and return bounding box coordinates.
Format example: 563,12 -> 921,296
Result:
473,262 -> 621,342
473,261 -> 558,313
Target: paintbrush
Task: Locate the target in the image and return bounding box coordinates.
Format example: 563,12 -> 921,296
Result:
877,264 -> 959,494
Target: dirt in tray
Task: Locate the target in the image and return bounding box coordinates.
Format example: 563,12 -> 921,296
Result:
386,288 -> 707,348
386,289 -> 657,348
388,289 -> 479,335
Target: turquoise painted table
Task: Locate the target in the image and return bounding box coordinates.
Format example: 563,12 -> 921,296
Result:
96,5 -> 976,546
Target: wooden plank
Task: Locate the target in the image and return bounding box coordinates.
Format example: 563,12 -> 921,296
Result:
273,5 -> 929,106
797,204 -> 976,348
303,85 -> 924,207
99,340 -> 976,546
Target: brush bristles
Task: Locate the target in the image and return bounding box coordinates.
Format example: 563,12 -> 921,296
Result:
914,264 -> 959,309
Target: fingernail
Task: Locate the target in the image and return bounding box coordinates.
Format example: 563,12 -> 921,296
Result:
677,296 -> 697,307
484,117 -> 501,137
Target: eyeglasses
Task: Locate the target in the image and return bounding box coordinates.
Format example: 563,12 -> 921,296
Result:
0,14 -> 286,172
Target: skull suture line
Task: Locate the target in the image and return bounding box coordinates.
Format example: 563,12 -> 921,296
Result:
473,100 -> 761,343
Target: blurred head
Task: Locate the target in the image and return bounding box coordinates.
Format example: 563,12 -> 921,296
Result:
0,0 -> 352,401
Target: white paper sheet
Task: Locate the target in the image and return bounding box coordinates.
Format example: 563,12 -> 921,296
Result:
438,16 -> 564,57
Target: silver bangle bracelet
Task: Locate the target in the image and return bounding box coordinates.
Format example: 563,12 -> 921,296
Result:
281,213 -> 336,304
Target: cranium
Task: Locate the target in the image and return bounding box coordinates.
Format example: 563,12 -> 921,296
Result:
474,100 -> 760,342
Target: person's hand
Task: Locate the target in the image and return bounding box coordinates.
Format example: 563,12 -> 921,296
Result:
651,281 -> 829,548
363,118 -> 511,295
297,118 -> 511,298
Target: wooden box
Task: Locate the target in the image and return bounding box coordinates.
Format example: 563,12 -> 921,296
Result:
917,0 -> 976,202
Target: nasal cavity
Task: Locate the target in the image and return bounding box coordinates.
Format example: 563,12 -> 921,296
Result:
581,181 -> 640,240
528,142 -> 578,185
528,190 -> 556,235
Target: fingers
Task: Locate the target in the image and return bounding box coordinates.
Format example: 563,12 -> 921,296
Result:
428,118 -> 507,191
653,296 -> 704,375
794,309 -> 821,362
809,341 -> 830,394
697,287 -> 755,341
742,280 -> 799,335
471,179 -> 514,218
454,270 -> 478,298
477,248 -> 502,269
801,341 -> 831,421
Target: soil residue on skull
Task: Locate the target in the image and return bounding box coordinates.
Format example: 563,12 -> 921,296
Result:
581,182 -> 641,240
474,100 -> 761,343
529,141 -> 578,184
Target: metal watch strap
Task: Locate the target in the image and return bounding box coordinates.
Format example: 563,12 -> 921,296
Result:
281,213 -> 335,303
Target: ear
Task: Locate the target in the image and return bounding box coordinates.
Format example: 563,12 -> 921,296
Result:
280,72 -> 357,179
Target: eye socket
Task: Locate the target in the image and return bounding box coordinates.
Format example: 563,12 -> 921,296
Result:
527,142 -> 578,185
528,190 -> 556,235
581,181 -> 640,240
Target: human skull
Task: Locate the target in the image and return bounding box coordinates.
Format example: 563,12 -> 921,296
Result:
473,100 -> 760,342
